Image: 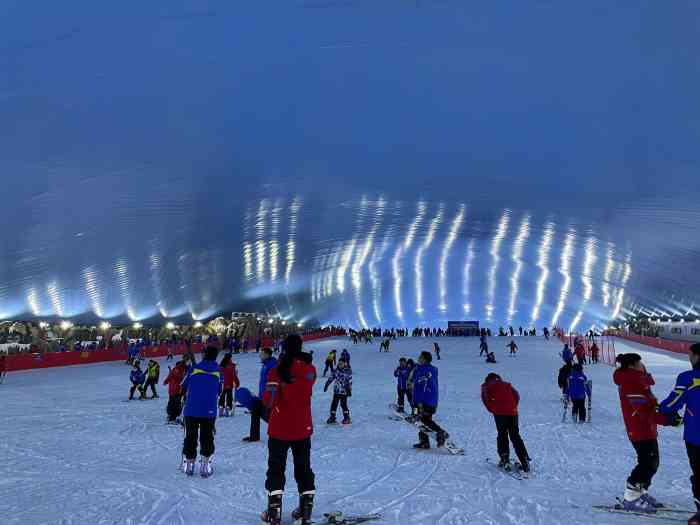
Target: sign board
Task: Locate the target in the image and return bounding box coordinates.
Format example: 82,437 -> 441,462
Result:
447,321 -> 480,336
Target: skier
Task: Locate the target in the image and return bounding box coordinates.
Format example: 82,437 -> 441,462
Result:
166,347 -> 174,362
163,360 -> 187,423
218,352 -> 240,417
243,348 -> 277,442
486,351 -> 497,364
659,343 -> 700,525
433,342 -> 441,360
181,345 -> 222,477
557,362 -> 573,394
543,327 -> 550,340
481,373 -> 530,473
261,334 -> 316,525
143,360 -> 160,398
411,351 -> 448,449
506,340 -> 518,357
324,358 -> 352,424
340,348 -> 350,364
394,358 -> 411,412
614,353 -> 673,514
323,350 -> 337,377
128,362 -> 146,400
0,354 -> 6,384
566,363 -> 589,423
519,326 -> 523,336
590,342 -> 600,364
561,344 -> 573,364
574,342 -> 587,365
479,338 -> 489,357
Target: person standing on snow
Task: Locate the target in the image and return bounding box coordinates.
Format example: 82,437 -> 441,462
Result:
659,343 -> 700,525
128,362 -> 146,400
218,352 -> 240,417
411,351 -> 448,449
561,344 -> 573,365
242,348 -> 277,442
163,360 -> 187,423
481,373 -> 531,473
565,363 -> 589,423
143,360 -> 160,398
433,342 -> 441,360
394,358 -> 411,413
506,340 -> 518,357
322,350 -> 337,377
614,353 -> 674,514
324,358 -> 352,425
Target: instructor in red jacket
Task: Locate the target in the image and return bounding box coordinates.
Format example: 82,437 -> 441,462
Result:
261,334 -> 317,525
481,373 -> 531,473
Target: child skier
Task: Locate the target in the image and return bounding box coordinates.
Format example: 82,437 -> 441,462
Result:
481,373 -> 530,473
181,346 -> 222,477
412,351 -> 448,449
614,353 -> 672,514
506,340 -> 518,356
433,342 -> 441,360
129,362 -> 146,400
242,348 -> 277,442
479,338 -> 489,357
163,360 -> 187,423
394,358 -> 411,412
566,363 -> 589,423
486,351 -> 497,364
574,342 -> 586,365
324,358 -> 352,424
590,342 -> 600,364
323,350 -> 337,377
143,360 -> 160,398
218,353 -> 240,417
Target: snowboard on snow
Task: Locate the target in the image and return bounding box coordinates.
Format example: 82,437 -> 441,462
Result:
323,511 -> 382,524
388,404 -> 465,455
593,504 -> 691,522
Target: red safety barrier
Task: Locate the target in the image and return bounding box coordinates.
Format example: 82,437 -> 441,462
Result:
4,330 -> 345,372
554,329 -> 616,366
604,330 -> 693,355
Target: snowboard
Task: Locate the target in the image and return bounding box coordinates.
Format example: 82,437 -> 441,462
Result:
485,457 -> 529,480
593,504 -> 690,522
323,511 -> 382,524
388,405 -> 464,455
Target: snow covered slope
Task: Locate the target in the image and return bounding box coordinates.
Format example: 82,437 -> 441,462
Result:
0,337 -> 694,524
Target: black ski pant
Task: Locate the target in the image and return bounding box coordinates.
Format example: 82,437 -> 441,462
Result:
397,388 -> 411,409
182,416 -> 216,460
686,441 -> 700,509
571,398 -> 587,422
494,415 -> 530,465
167,394 -> 183,421
628,439 -> 659,490
249,397 -> 269,441
129,384 -> 143,399
480,346 -> 487,356
330,394 -> 349,416
144,378 -> 158,397
219,388 -> 234,409
323,362 -> 334,377
265,437 -> 315,494
418,405 -> 444,444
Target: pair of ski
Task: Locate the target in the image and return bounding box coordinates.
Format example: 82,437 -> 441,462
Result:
322,511 -> 381,524
387,404 -> 465,455
593,499 -> 694,522
561,379 -> 593,423
485,457 -> 529,480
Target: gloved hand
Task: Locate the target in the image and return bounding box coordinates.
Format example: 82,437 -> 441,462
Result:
667,412 -> 683,427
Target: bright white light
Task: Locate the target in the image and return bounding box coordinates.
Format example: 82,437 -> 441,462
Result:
60,321 -> 73,330
351,197 -> 380,328
39,321 -> 49,329
602,243 -> 615,308
612,255 -> 632,320
133,322 -> 143,329
47,282 -> 64,317
194,321 -> 203,328
255,199 -> 269,283
531,222 -> 554,324
507,215 -> 530,323
393,201 -> 427,321
570,236 -> 598,332
298,323 -> 303,328
336,239 -> 358,295
100,322 -> 111,330
285,196 -> 302,285
27,288 -> 41,316
166,322 -> 175,330
462,239 -> 476,314
415,204 -> 444,315
269,199 -> 282,282
486,211 -> 510,321
243,242 -> 254,282
268,318 -> 274,324
82,266 -> 104,318
438,205 -> 465,312
369,229 -> 393,324
551,229 -> 576,327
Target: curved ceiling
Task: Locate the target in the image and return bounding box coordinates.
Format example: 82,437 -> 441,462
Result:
1,2 -> 699,330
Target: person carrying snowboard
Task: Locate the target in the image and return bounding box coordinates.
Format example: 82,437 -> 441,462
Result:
566,363 -> 589,423
659,343 -> 700,525
261,334 -> 317,525
163,360 -> 187,423
218,352 -> 240,417
129,361 -> 146,400
481,373 -> 530,473
412,351 -> 448,449
394,358 -> 411,412
614,353 -> 673,514
324,358 -> 352,424
181,346 -> 222,478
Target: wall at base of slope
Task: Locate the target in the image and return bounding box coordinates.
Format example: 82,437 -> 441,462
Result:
605,330 -> 693,355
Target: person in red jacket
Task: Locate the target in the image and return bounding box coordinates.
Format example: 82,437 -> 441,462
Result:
261,334 -> 316,525
481,373 -> 530,473
163,360 -> 187,424
218,353 -> 240,417
613,353 -> 674,514
574,342 -> 586,365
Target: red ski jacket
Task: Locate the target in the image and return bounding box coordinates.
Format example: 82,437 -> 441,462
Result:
481,377 -> 520,416
221,363 -> 240,390
574,345 -> 586,359
613,368 -> 667,442
263,359 -> 317,441
163,364 -> 186,396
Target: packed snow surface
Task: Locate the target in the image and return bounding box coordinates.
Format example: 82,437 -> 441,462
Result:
0,337 -> 694,524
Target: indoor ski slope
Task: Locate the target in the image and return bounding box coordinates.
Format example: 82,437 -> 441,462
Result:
0,336 -> 695,525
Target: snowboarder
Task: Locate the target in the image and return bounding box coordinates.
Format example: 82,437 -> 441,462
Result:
128,362 -> 146,400
243,348 -> 277,442
614,353 -> 673,514
218,353 -> 240,417
394,358 -> 411,412
479,338 -> 489,357
181,346 -> 222,478
433,342 -> 441,360
261,335 -> 316,525
324,358 -> 352,424
659,342 -> 700,525
506,340 -> 518,357
481,373 -> 530,473
485,351 -> 497,364
163,360 -> 187,423
323,350 -> 337,377
143,360 -> 160,398
411,351 -> 448,449
565,363 -> 589,423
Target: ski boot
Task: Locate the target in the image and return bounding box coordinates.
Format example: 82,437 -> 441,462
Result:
243,436 -> 260,443
641,490 -> 663,509
184,458 -> 196,476
219,407 -> 225,417
261,490 -> 283,525
326,414 -> 337,425
199,456 -> 213,478
413,432 -> 430,449
224,408 -> 231,417
622,483 -> 656,514
291,490 -> 315,525
498,454 -> 512,472
436,430 -> 449,448
341,412 -> 351,425
519,459 -> 531,474
396,405 -> 405,413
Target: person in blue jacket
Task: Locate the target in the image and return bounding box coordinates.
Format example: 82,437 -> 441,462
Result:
394,358 -> 411,412
561,344 -> 573,365
566,363 -> 589,423
128,362 -> 146,400
181,346 -> 222,477
340,348 -> 350,364
243,348 -> 278,442
412,351 -> 448,449
659,343 -> 700,525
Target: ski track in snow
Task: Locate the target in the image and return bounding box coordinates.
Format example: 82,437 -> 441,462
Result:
0,337 -> 695,524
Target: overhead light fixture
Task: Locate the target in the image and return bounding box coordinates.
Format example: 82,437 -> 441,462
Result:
133,322 -> 143,329
298,323 -> 303,328
194,321 -> 203,328
268,319 -> 274,324
60,321 -> 73,330
100,322 -> 111,330
39,321 -> 49,329
166,322 -> 175,330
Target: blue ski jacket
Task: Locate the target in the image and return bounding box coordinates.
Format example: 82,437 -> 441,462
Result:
659,364 -> 700,446
394,366 -> 410,390
413,364 -> 439,408
259,357 -> 278,397
130,369 -> 145,385
182,359 -> 223,418
562,346 -> 573,363
325,367 -> 352,396
566,369 -> 589,400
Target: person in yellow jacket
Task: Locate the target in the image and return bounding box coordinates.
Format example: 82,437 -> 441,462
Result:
323,350 -> 337,377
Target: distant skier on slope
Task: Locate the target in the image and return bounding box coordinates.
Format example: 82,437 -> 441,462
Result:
481,373 -> 530,473
433,342 -> 441,360
394,358 -> 411,413
485,351 -> 497,364
614,353 -> 674,514
323,350 -> 337,377
411,351 -> 448,449
479,338 -> 489,357
506,340 -> 518,357
128,362 -> 146,400
163,360 -> 187,423
324,358 -> 352,425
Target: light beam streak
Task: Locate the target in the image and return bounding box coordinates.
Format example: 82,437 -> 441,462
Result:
438,205 -> 465,312
530,222 -> 554,325
507,216 -> 531,324
392,201 -> 427,321
462,239 -> 476,314
486,211 -> 510,322
551,229 -> 577,327
415,204 -> 444,315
